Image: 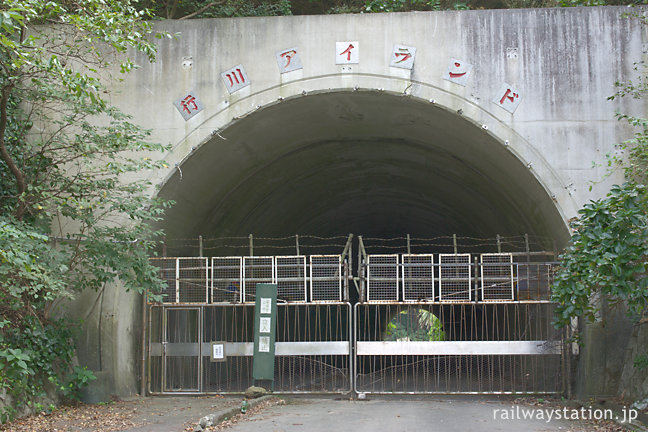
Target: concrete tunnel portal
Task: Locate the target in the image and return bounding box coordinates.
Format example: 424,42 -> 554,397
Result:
81,7 -> 642,397
156,90 -> 569,251
149,87 -> 570,394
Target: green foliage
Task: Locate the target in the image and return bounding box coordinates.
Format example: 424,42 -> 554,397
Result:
138,0 -> 472,18
552,183 -> 648,327
137,0 -> 648,17
552,20 -> 648,329
0,317 -> 95,422
140,0 -> 293,19
634,354 -> 648,371
0,218 -> 69,312
0,0 -> 170,422
559,0 -> 645,5
384,309 -> 445,341
364,0 -> 442,12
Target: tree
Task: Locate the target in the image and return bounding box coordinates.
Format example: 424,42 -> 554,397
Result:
552,14 -> 648,330
134,0 -> 648,18
139,0 -> 292,19
0,0 -> 170,421
384,309 -> 445,341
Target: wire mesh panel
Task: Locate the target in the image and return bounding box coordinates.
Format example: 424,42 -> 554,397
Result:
149,258 -> 177,303
211,257 -> 243,303
243,256 -> 274,303
480,253 -> 514,301
516,262 -> 556,300
310,255 -> 343,302
402,254 -> 435,302
178,258 -> 209,303
276,256 -> 307,302
366,254 -> 400,302
439,254 -> 472,302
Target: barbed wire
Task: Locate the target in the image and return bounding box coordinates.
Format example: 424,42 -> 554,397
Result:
158,233 -> 555,258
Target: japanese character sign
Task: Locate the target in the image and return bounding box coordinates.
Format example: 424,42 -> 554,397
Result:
336,41 -> 359,64
220,64 -> 250,94
173,91 -> 204,121
443,58 -> 473,86
493,83 -> 522,113
389,45 -> 416,70
276,47 -> 302,73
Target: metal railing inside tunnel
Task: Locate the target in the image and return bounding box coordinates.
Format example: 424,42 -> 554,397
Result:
149,253 -> 556,304
145,234 -> 565,396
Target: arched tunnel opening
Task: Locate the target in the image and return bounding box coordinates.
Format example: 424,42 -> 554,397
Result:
152,91 -> 568,393
157,90 -> 568,250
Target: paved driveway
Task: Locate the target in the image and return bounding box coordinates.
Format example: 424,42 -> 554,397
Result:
215,396 -> 626,432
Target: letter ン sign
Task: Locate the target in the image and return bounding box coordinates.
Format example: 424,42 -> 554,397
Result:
220,64 -> 251,94
336,41 -> 359,64
443,59 -> 473,86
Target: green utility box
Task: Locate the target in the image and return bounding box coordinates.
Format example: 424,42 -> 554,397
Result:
252,283 -> 277,386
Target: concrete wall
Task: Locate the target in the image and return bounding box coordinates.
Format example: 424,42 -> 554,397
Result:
114,6 -> 644,216
64,7 -> 647,399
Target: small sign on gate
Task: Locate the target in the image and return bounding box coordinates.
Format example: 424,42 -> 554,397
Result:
210,341 -> 226,362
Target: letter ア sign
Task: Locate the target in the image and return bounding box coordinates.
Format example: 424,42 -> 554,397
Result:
276,47 -> 303,73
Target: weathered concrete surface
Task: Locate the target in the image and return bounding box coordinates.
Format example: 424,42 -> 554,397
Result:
58,7 -> 647,400
111,7 -> 644,245
575,306 -> 634,399
619,321 -> 648,401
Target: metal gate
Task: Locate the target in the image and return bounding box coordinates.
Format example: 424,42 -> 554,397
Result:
355,252 -> 564,394
148,254 -> 353,394
354,302 -> 562,394
146,248 -> 564,395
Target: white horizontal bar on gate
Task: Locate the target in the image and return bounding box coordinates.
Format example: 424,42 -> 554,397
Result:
276,342 -> 350,356
356,341 -> 561,356
151,341 -> 350,357
222,342 -> 349,356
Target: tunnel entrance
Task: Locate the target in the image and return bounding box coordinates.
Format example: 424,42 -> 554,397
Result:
146,90 -> 568,395
147,238 -> 564,395
156,90 -> 569,250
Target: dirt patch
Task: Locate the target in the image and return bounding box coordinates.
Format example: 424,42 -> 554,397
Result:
197,397 -> 286,431
512,397 -> 634,432
0,396 -> 240,432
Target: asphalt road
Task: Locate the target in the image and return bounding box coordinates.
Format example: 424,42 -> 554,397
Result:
219,396 -> 617,432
